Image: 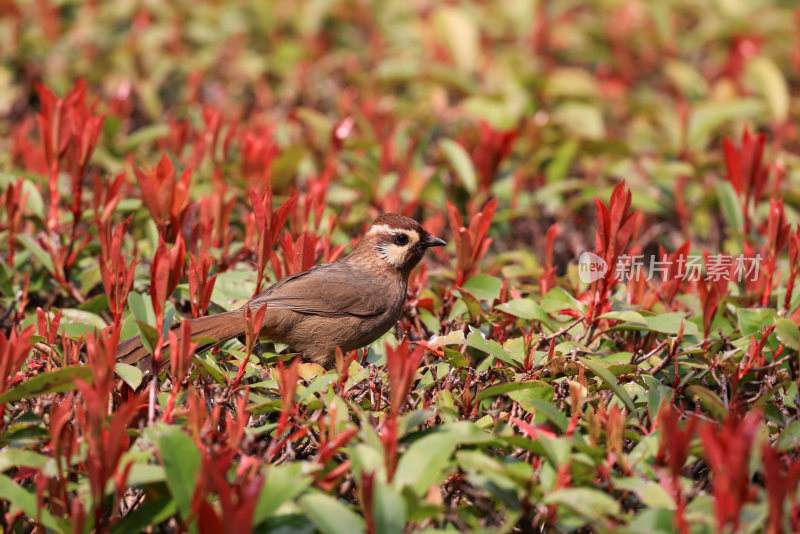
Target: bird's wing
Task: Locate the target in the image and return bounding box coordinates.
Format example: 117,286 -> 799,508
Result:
252,263 -> 390,318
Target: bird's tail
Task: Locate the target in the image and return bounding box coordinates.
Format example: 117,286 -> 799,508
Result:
117,310 -> 246,370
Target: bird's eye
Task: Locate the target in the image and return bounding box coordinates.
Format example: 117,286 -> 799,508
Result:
394,234 -> 409,245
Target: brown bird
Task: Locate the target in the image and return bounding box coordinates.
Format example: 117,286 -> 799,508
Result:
117,214 -> 446,369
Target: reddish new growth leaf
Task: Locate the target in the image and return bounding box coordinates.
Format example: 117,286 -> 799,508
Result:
36,307 -> 62,348
93,172 -> 125,228
1,177 -> 29,265
198,460 -> 264,534
194,452 -> 264,534
331,116 -> 355,152
35,80 -> 105,232
10,117 -> 46,175
648,241 -> 691,310
275,359 -> 300,437
230,302 -> 267,390
723,36 -> 763,87
587,182 -> 640,323
249,187 -> 297,291
785,225 -> 800,313
0,325 -> 35,432
762,444 -> 800,534
360,471 -> 377,534
385,339 -> 425,415
722,128 -> 769,233
737,325 -> 775,387
134,154 -> 193,241
447,198 -> 497,286
695,250 -> 733,337
163,321 -> 199,423
315,403 -> 359,466
656,403 -> 696,534
278,231 -> 321,277
760,198 -> 791,306
97,216 -> 137,326
242,126 -> 278,190
475,121 -> 517,192
150,235 -> 186,362
699,410 -> 761,531
540,223 -> 561,297
188,394 -> 264,534
188,251 -> 217,318
50,393 -> 76,479
657,404 -> 697,479
75,330 -> 144,530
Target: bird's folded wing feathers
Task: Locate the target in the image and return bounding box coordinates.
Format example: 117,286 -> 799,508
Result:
253,264 -> 390,318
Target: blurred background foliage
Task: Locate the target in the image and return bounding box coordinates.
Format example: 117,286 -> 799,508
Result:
2,0 -> 799,254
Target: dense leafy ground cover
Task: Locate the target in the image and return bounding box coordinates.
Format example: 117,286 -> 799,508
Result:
2,0 -> 800,532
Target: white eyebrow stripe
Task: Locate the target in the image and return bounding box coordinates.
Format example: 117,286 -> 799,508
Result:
366,224 -> 395,235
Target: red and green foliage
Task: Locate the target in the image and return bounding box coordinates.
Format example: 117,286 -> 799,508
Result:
1,0 -> 800,532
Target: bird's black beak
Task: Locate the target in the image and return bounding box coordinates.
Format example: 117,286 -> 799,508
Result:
423,235 -> 447,248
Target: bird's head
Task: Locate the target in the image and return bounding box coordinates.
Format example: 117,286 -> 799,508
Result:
355,213 -> 446,273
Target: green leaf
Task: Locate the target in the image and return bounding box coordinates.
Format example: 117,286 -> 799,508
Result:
118,124 -> 170,152
211,270 -> 257,304
687,98 -> 764,150
15,234 -> 55,274
115,363 -> 143,390
373,483 -> 406,534
581,357 -> 636,413
0,448 -> 51,473
126,463 -> 166,486
194,352 -> 228,385
465,327 -> 520,367
432,6 -> 478,72
737,308 -> 777,337
645,313 -> 698,336
112,497 -> 176,534
475,380 -> 552,404
254,463 -> 311,524
394,433 -> 455,495
456,288 -> 483,319
78,294 -> 109,314
747,56 -> 789,122
716,180 -> 744,234
59,308 -> 107,337
0,473 -> 65,532
599,310 -> 647,326
0,176 -> 44,219
461,274 -> 502,301
543,487 -> 620,523
495,299 -> 549,323
439,138 -> 477,194
684,385 -> 726,420
128,292 -> 155,325
552,102 -> 605,140
545,68 -> 599,99
509,394 -> 567,432
775,421 -> 800,452
135,321 -> 159,354
545,138 -> 580,183
775,319 -> 799,351
614,478 -> 675,509
541,288 -> 583,316
0,366 -> 93,404
156,423 -> 201,523
442,347 -> 469,367
297,492 -> 366,534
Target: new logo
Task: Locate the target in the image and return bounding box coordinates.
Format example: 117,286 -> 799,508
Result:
578,252 -> 608,283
